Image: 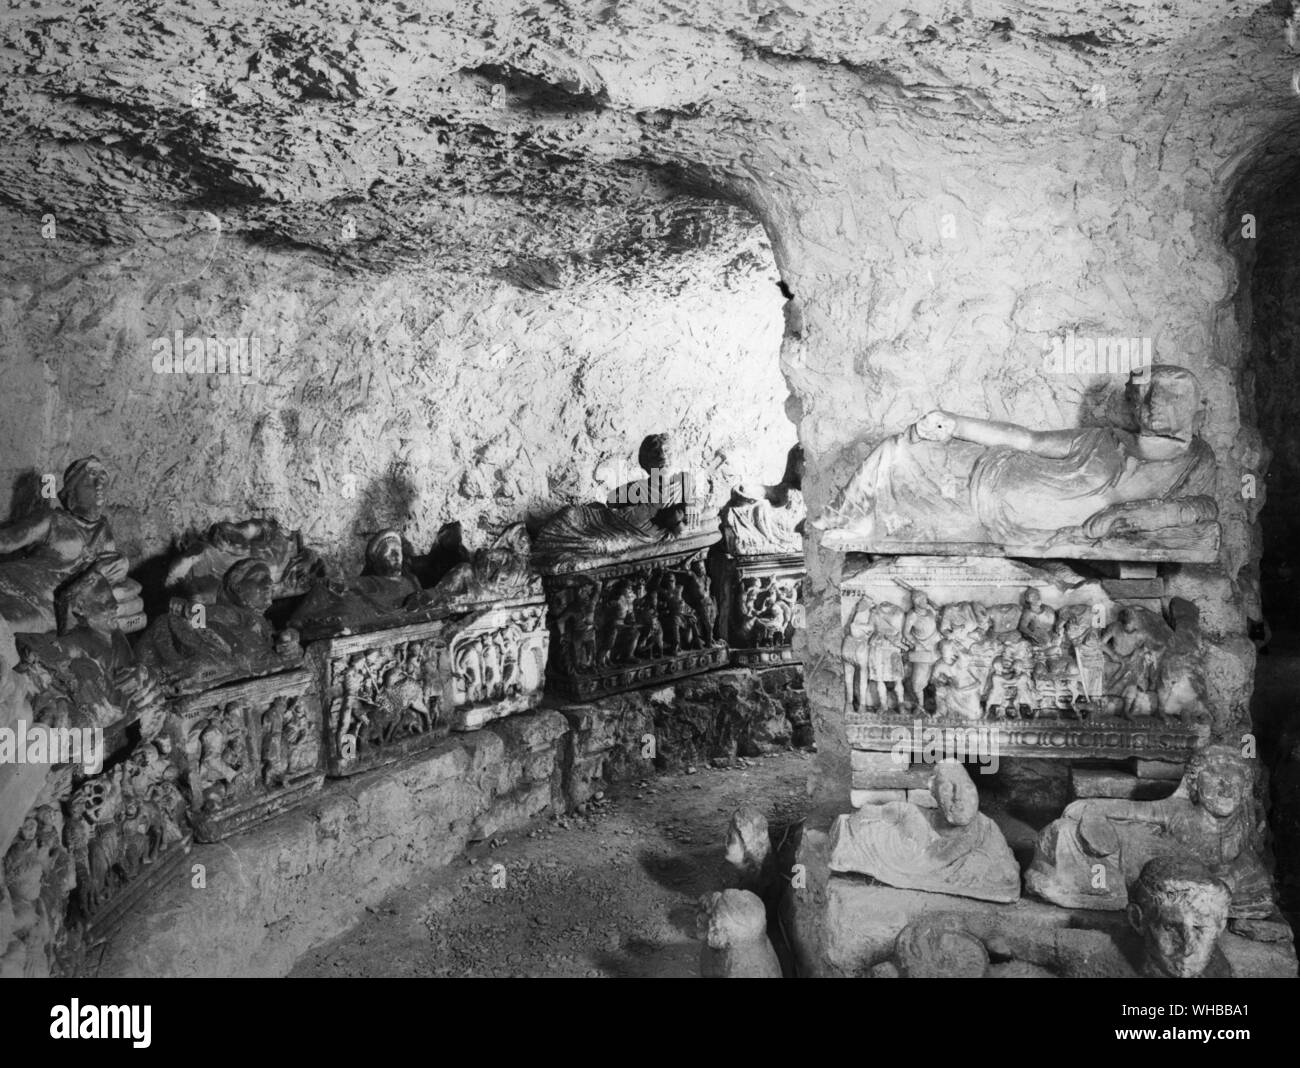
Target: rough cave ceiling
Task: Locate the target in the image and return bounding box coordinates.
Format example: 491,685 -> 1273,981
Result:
0,0 -> 1293,285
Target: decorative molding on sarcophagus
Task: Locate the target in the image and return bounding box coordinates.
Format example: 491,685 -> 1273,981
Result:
839,556 -> 1211,761
173,668 -> 323,842
309,618 -> 449,777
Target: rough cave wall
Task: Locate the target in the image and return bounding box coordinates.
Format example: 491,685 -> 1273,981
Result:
5,0 -> 1299,822
1231,155 -> 1300,629
0,224 -> 788,575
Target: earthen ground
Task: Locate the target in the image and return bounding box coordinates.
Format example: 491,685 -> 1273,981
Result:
291,749 -> 813,978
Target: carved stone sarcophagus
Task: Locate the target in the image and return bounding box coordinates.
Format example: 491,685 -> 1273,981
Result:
839,556 -> 1212,761
173,668 -> 323,842
716,553 -> 803,667
539,541 -> 727,701
533,433 -> 729,701
716,445 -> 806,666
443,597 -> 548,730
309,618 -> 449,777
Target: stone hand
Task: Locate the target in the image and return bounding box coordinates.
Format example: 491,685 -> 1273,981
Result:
912,410 -> 956,443
94,552 -> 130,584
1082,510 -> 1117,539
1177,497 -> 1218,523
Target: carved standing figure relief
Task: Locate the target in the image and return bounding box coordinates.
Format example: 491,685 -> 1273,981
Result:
1100,608 -> 1160,718
261,697 -> 288,789
815,365 -> 1221,559
842,596 -> 876,712
866,601 -> 907,711
681,560 -> 719,646
930,640 -> 983,720
903,590 -> 941,709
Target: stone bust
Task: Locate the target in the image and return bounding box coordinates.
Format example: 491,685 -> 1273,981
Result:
289,529 -> 429,636
0,456 -> 145,640
1129,856 -> 1232,979
137,559 -> 300,687
815,365 -> 1219,559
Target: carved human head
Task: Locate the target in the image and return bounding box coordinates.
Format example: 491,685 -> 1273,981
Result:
638,433 -> 675,475
1022,588 -> 1042,609
58,456 -> 108,517
364,529 -> 405,578
1137,365 -> 1203,442
55,569 -> 118,634
930,760 -> 980,827
938,639 -> 961,664
220,559 -> 274,614
1127,856 -> 1230,978
1185,744 -> 1251,819
912,590 -> 930,611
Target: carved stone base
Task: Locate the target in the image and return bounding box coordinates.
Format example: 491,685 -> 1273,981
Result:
846,713 -> 1210,761
174,668 -> 324,843
442,597 -> 549,731
311,619 -> 450,777
548,645 -> 729,701
541,541 -> 727,702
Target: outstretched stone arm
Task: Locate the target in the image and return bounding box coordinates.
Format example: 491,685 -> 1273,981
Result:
1081,496 -> 1218,539
0,511 -> 52,555
1063,796 -> 1175,824
912,410 -> 1079,459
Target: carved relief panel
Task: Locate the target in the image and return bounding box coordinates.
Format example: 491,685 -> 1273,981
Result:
542,546 -> 728,701
311,620 -> 449,776
172,667 -> 323,841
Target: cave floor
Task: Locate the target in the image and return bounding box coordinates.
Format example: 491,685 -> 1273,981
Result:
290,749 -> 814,978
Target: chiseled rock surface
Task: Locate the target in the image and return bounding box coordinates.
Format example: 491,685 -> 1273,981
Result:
92,712 -> 568,978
